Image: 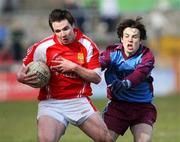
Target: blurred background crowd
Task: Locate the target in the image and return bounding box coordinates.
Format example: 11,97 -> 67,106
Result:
0,0 -> 180,99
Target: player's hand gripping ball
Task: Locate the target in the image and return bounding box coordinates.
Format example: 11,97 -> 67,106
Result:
27,61 -> 51,88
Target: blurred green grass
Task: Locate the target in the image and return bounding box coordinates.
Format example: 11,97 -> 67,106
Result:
0,95 -> 179,142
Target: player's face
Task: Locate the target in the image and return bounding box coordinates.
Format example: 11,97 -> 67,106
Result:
52,19 -> 75,45
121,27 -> 141,57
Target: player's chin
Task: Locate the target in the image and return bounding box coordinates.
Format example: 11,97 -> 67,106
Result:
61,40 -> 70,45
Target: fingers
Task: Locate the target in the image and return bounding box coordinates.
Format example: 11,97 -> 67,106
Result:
111,80 -> 119,90
50,58 -> 74,73
113,85 -> 123,94
51,56 -> 65,64
21,65 -> 29,74
51,60 -> 62,64
50,64 -> 63,73
111,79 -> 123,94
20,73 -> 37,84
50,60 -> 61,72
26,81 -> 40,87
50,58 -> 65,70
25,73 -> 38,82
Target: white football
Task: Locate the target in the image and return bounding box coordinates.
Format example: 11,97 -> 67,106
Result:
27,61 -> 51,88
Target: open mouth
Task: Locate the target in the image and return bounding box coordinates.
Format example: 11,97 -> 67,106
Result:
127,44 -> 133,50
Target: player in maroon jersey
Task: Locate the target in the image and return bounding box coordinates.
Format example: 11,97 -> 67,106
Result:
100,17 -> 157,142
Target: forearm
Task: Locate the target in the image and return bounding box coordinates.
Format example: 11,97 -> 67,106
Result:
125,65 -> 154,87
72,64 -> 101,84
125,50 -> 155,87
51,57 -> 101,84
16,65 -> 27,83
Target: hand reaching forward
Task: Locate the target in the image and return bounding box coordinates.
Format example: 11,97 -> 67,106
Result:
111,79 -> 131,95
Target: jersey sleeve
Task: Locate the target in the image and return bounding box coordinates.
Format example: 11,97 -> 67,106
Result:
23,40 -> 50,66
125,48 -> 155,87
23,43 -> 37,66
100,49 -> 110,71
100,45 -> 117,71
86,43 -> 101,69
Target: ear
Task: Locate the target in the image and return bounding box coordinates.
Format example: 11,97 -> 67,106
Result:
120,37 -> 123,43
72,24 -> 75,28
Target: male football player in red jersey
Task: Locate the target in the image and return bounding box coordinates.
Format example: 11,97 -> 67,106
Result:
17,9 -> 113,142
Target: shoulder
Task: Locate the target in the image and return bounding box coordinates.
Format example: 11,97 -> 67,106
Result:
141,45 -> 154,58
101,43 -> 121,56
100,44 -> 120,62
75,28 -> 96,48
78,34 -> 100,54
35,35 -> 56,49
106,43 -> 120,51
26,35 -> 55,55
24,35 -> 55,63
139,45 -> 155,64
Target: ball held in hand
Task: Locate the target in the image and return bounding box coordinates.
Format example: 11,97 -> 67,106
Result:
27,61 -> 51,88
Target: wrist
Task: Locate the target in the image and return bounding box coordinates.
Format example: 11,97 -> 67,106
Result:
71,63 -> 79,72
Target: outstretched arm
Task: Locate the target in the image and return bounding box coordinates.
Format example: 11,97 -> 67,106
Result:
124,49 -> 155,87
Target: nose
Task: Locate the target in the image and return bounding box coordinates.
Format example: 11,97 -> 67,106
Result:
128,36 -> 133,42
61,31 -> 66,37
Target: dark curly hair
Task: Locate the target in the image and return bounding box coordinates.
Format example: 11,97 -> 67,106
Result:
117,17 -> 147,41
48,9 -> 75,32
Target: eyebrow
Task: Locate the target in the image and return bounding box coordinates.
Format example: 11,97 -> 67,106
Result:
54,29 -> 61,33
124,33 -> 139,36
54,25 -> 69,32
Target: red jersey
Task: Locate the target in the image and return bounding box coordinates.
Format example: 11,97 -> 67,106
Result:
23,29 -> 101,100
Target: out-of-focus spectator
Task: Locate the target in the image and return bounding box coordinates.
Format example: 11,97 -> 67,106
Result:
0,47 -> 13,64
149,10 -> 168,38
98,0 -> 120,33
0,20 -> 9,50
1,0 -> 19,13
64,0 -> 85,32
0,0 -> 4,12
10,21 -> 25,61
148,8 -> 172,44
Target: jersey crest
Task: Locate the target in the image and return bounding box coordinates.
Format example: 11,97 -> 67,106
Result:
77,52 -> 84,64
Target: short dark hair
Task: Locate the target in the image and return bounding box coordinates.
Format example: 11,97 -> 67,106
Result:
48,9 -> 75,32
117,17 -> 147,40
